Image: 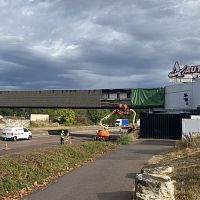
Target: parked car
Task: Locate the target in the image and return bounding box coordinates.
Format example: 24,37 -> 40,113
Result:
1,127 -> 32,141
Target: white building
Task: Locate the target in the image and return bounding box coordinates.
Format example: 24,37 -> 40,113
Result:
165,80 -> 200,112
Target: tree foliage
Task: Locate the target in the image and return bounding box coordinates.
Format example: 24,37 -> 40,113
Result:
0,107 -> 140,126
54,109 -> 75,125
87,109 -> 110,125
73,109 -> 91,125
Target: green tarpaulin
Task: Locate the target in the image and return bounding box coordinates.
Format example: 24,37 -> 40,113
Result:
131,88 -> 165,108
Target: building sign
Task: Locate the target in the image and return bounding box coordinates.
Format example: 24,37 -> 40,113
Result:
168,61 -> 200,78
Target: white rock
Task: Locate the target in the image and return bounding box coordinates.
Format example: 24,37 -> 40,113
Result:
134,166 -> 175,200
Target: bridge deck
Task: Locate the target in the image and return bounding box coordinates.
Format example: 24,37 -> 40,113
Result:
0,88 -> 164,108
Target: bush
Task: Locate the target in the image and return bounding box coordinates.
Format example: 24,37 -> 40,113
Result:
117,134 -> 133,145
53,109 -> 75,125
87,109 -> 110,125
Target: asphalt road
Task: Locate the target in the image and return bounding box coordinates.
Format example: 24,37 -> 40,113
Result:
22,139 -> 175,200
0,127 -> 122,156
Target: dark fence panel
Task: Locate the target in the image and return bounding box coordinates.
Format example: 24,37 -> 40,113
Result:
140,113 -> 191,140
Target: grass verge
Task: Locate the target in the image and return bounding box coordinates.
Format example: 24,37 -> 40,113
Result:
0,141 -> 117,199
149,134 -> 200,200
117,133 -> 134,145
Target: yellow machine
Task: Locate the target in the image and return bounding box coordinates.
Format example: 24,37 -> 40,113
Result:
94,104 -> 136,141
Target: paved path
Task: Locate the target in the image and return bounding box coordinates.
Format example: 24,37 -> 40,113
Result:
22,139 -> 175,200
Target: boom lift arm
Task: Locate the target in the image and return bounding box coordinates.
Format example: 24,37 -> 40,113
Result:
99,109 -> 128,130
130,109 -> 136,128
95,104 -> 136,141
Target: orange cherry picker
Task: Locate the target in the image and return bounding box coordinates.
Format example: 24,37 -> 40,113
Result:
94,104 -> 136,141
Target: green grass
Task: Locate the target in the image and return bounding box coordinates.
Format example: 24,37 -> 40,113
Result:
0,141 -> 117,199
117,133 -> 133,145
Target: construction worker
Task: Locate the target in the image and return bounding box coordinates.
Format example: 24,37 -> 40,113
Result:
60,130 -> 65,145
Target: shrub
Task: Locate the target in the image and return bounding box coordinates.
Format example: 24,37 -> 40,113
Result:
87,109 -> 110,125
54,109 -> 75,125
117,133 -> 132,145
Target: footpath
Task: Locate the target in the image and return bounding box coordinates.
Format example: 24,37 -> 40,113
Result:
23,139 -> 175,200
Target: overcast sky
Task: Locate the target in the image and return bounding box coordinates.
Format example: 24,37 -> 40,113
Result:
0,0 -> 199,90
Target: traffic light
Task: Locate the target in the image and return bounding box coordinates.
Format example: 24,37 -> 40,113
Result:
184,93 -> 189,105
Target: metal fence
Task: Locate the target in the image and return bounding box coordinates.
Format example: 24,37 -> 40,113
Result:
140,112 -> 190,140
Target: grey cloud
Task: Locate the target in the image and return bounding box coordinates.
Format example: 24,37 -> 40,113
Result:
0,0 -> 200,90
0,41 -> 77,89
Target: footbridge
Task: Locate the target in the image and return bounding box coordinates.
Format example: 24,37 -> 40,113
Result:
0,88 -> 165,108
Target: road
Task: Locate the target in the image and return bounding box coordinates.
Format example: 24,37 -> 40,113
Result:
0,127 -> 122,156
22,139 -> 175,200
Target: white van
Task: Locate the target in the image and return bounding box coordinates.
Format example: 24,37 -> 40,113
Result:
1,127 -> 32,141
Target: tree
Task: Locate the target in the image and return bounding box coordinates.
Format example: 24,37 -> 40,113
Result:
87,109 -> 110,125
0,108 -> 13,116
73,109 -> 91,125
54,109 -> 75,125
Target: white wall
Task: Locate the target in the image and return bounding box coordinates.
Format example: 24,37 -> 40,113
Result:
192,81 -> 200,109
182,119 -> 200,136
165,81 -> 200,110
191,115 -> 200,119
30,114 -> 49,121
